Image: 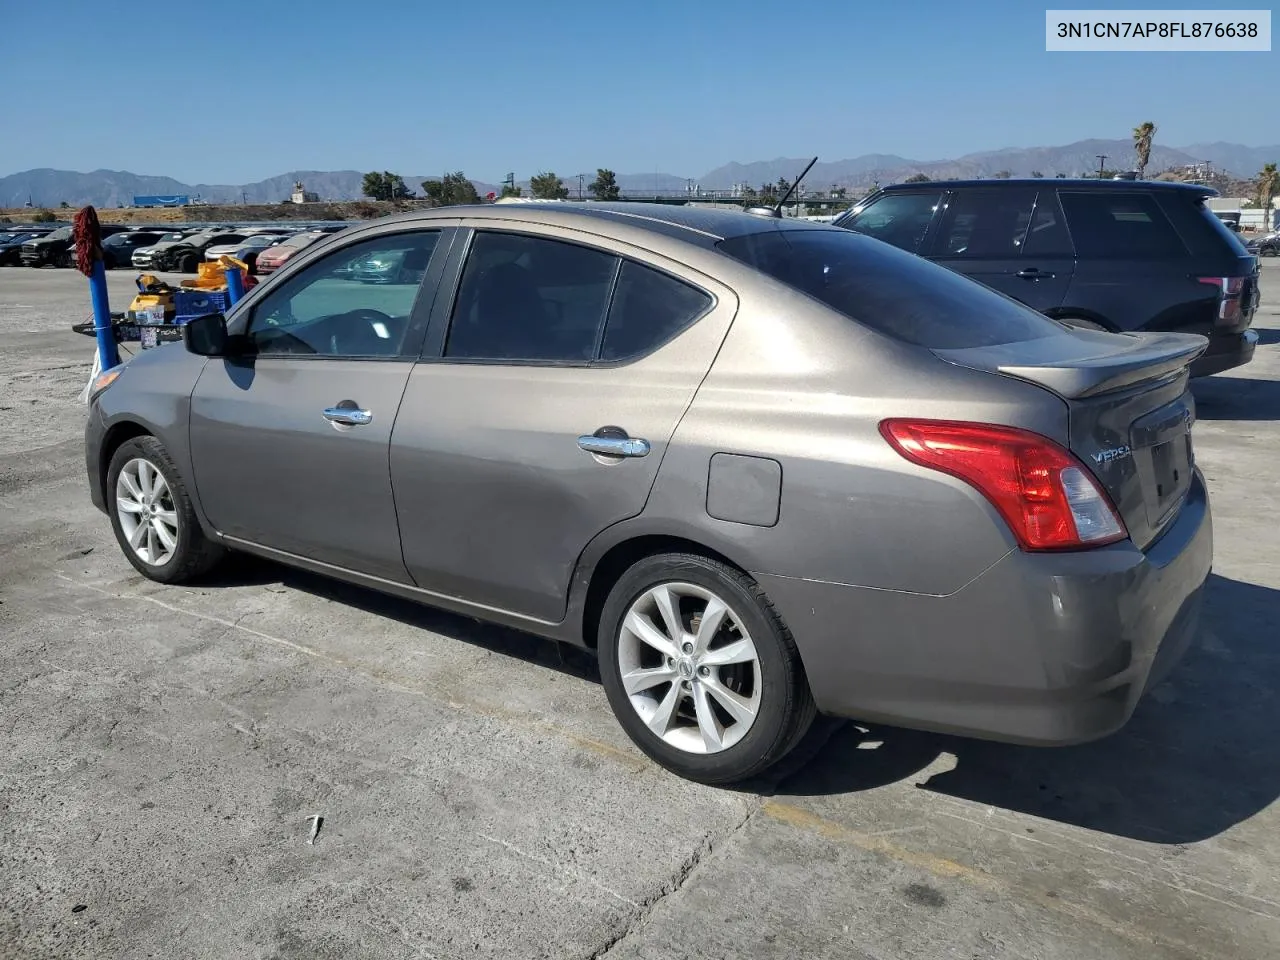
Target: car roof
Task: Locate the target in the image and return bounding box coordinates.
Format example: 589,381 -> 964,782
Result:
357,201 -> 829,248
879,178 -> 1218,197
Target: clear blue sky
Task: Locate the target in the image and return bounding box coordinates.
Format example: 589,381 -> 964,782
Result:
1,0 -> 1272,183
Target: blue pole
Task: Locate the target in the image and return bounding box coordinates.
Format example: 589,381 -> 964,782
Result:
225,264 -> 246,306
89,259 -> 119,370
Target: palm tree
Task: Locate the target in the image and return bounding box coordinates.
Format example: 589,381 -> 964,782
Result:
1132,122 -> 1157,179
1258,163 -> 1278,230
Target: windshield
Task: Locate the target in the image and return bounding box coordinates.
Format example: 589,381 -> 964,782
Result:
43,226 -> 73,241
281,233 -> 318,248
244,234 -> 278,247
717,227 -> 1059,349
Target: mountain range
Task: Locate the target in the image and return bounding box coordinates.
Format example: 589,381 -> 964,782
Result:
2,139 -> 1275,209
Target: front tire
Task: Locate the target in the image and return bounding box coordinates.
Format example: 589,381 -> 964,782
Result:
107,436 -> 224,583
598,553 -> 816,785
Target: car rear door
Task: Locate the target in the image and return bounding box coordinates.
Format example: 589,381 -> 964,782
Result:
926,188 -> 1074,311
1056,189 -> 1194,333
189,226 -> 454,581
389,223 -> 737,623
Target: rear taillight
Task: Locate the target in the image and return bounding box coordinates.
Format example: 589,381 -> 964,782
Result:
880,420 -> 1127,552
1196,276 -> 1246,324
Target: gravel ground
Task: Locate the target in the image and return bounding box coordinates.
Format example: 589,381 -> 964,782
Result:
1,262 -> 1279,960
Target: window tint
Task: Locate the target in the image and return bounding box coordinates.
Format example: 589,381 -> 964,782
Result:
838,192 -> 944,253
248,231 -> 438,357
445,232 -> 618,362
600,262 -> 712,361
934,189 -> 1036,258
1059,191 -> 1186,259
1022,192 -> 1074,256
718,228 -> 1058,349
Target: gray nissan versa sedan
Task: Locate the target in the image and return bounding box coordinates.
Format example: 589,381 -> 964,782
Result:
84,203 -> 1213,784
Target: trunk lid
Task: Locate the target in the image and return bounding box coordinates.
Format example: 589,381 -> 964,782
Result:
935,328 -> 1207,550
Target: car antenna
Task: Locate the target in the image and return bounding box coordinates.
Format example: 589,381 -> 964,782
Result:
774,156 -> 818,217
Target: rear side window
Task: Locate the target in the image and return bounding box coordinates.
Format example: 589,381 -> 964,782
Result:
600,262 -> 712,361
933,189 -> 1036,258
1059,191 -> 1187,259
445,232 -> 618,362
1187,198 -> 1252,256
718,228 -> 1058,349
838,192 -> 944,253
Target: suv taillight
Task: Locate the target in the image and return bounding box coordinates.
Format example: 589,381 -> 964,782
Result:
880,420 -> 1127,552
1196,276 -> 1246,324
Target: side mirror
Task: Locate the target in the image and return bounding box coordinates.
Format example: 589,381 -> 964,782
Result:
183,313 -> 229,357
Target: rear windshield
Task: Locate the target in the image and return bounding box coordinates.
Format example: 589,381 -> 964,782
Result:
717,227 -> 1058,349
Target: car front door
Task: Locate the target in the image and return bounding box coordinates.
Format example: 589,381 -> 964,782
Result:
390,225 -> 737,623
189,226 -> 454,581
927,188 -> 1074,311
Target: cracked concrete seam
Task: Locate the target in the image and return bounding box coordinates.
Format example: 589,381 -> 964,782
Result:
589,797 -> 762,960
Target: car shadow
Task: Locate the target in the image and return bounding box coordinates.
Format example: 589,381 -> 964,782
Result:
1254,327 -> 1280,346
1192,375 -> 1280,420
198,553 -> 601,682
780,573 -> 1280,844
204,559 -> 1279,842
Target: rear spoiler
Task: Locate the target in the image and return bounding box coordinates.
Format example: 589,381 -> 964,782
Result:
934,330 -> 1208,400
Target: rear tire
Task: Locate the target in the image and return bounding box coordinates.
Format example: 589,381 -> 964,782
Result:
597,553 -> 816,785
179,254 -> 198,273
107,436 -> 225,583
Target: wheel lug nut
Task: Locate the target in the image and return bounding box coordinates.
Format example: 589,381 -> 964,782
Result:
698,666 -> 710,677
681,680 -> 692,690
682,642 -> 693,654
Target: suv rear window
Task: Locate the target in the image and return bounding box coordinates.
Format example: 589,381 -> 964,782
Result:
718,228 -> 1058,349
1058,191 -> 1187,259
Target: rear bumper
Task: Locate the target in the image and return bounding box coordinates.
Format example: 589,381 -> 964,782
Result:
1190,328 -> 1257,377
760,470 -> 1212,746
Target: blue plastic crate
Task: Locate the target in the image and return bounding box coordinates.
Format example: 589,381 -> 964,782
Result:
173,289 -> 230,323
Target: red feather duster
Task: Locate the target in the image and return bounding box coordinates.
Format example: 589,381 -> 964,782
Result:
72,206 -> 103,277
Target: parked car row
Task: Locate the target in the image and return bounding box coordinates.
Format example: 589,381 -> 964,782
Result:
0,226 -> 59,265
1,221 -> 350,273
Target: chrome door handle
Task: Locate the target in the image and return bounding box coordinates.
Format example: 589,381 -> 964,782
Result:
323,407 -> 373,426
578,435 -> 650,458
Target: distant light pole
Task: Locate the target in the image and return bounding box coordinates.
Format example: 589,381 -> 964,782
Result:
578,173 -> 585,200
1096,154 -> 1109,178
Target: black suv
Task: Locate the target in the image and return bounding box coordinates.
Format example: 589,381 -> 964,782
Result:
834,179 -> 1260,376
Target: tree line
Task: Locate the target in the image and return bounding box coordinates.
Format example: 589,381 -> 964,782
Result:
361,169 -> 622,205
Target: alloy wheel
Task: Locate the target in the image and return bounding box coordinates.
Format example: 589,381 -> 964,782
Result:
115,457 -> 179,566
616,582 -> 762,754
